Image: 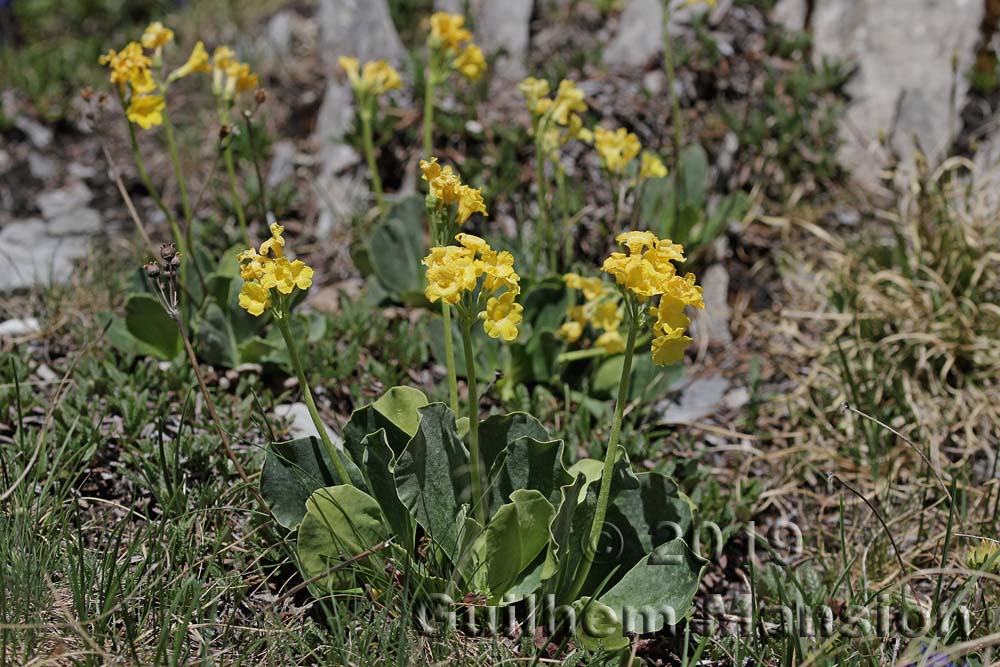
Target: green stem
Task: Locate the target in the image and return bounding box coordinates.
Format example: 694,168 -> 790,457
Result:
124,114 -> 185,255
360,107 -> 385,214
460,320 -> 486,525
662,1 -> 685,237
557,347 -> 609,364
567,300 -> 639,601
223,143 -> 251,247
243,113 -> 270,219
442,303 -> 460,416
277,316 -> 350,486
423,72 -> 436,158
535,142 -> 549,274
162,108 -> 192,223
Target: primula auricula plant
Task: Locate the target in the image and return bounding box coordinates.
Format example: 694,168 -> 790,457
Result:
423,13 -> 486,156
237,224 -> 351,487
339,56 -> 403,214
99,22 -> 262,254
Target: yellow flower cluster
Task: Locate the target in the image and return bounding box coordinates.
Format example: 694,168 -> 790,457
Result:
559,274 -> 626,354
420,158 -> 488,225
601,231 -> 704,366
339,57 -> 403,97
237,223 -> 314,317
429,13 -> 486,81
518,77 -> 593,156
594,127 -> 641,174
422,234 -> 522,341
100,23 -> 257,128
212,46 -> 259,101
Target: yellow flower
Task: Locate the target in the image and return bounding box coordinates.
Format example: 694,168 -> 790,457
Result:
482,249 -> 519,293
99,41 -> 151,89
228,61 -> 259,93
595,330 -> 626,354
239,282 -> 272,317
454,43 -> 486,81
518,77 -> 550,115
362,60 -> 403,95
170,41 -> 211,81
456,185 -> 488,224
617,231 -> 658,255
271,258 -> 314,294
141,22 -> 174,49
480,290 -> 523,341
259,223 -> 286,258
591,301 -> 622,332
967,540 -> 1000,572
456,233 -> 490,254
558,320 -> 584,343
237,226 -> 314,316
550,79 -> 587,126
594,126 -> 642,174
651,332 -> 692,366
639,151 -> 668,180
212,46 -> 236,70
129,68 -> 157,95
339,56 -> 361,87
429,12 -> 472,52
421,158 -> 463,204
126,95 -> 166,129
566,114 -> 593,144
423,245 -> 481,304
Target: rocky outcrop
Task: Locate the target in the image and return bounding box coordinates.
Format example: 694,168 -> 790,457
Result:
774,0 -> 984,191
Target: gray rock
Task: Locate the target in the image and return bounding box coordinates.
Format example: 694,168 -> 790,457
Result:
434,0 -> 465,11
659,374 -> 731,424
14,116 -> 53,149
809,0 -> 982,188
37,182 -> 93,220
0,219 -> 90,291
771,0 -> 807,31
316,0 -> 404,67
48,208 -> 103,236
274,402 -> 342,446
477,0 -> 533,80
604,0 -> 712,68
315,82 -> 357,146
28,152 -> 57,181
0,317 -> 41,338
267,140 -> 298,187
691,264 -> 732,345
68,162 -> 98,180
0,149 -> 10,175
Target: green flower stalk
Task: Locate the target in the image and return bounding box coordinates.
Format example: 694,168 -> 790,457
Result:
567,230 -> 704,601
339,56 -> 402,214
422,232 -> 523,525
237,223 -> 351,486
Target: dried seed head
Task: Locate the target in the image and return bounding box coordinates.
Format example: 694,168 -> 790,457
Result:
160,243 -> 177,262
255,88 -> 267,105
219,124 -> 231,139
144,261 -> 161,278
170,253 -> 182,271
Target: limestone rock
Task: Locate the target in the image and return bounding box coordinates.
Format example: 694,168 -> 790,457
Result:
797,0 -> 982,189
691,264 -> 732,345
37,182 -> 92,220
316,0 -> 404,67
604,0 -> 713,68
476,0 -> 533,80
274,402 -> 342,445
0,219 -> 90,291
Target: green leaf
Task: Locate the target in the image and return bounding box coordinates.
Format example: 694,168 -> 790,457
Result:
123,293 -> 182,361
343,386 -> 429,460
478,412 -> 549,478
488,437 -> 572,512
196,301 -> 239,368
260,437 -> 365,530
679,143 -> 709,210
394,403 -> 470,559
574,597 -> 629,652
355,429 -> 412,542
484,489 -> 555,599
367,212 -> 426,301
297,485 -> 389,592
540,474 -> 592,595
599,539 -> 707,635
